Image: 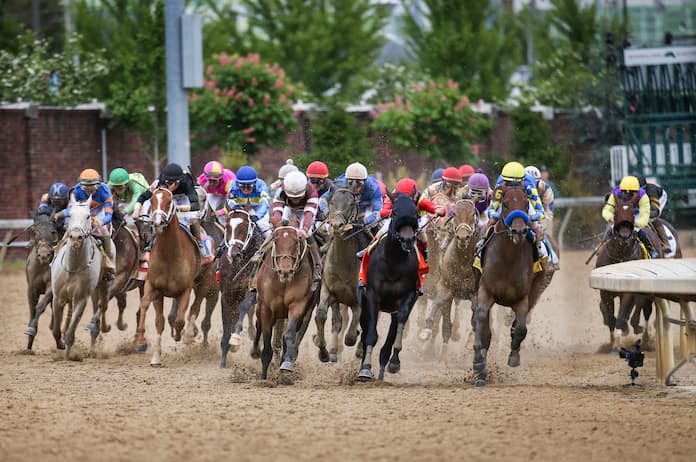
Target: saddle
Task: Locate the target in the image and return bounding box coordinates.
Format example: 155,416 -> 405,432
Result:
473,225 -> 543,274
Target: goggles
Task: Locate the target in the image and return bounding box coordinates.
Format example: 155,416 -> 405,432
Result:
239,183 -> 254,191
309,178 -> 324,185
164,179 -> 179,186
469,188 -> 485,197
348,179 -> 364,187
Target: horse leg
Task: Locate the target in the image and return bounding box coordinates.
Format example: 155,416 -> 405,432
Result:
52,296 -> 65,350
25,285 -> 40,346
259,308 -> 275,380
250,316 -> 262,360
201,290 -> 218,346
26,291 -> 53,349
508,299 -> 530,367
272,319 -> 286,366
378,314 -> 400,380
184,291 -> 203,345
599,291 -> 616,352
232,291 -> 255,348
99,284 -> 111,334
173,289 -> 193,342
313,289 -> 334,363
86,281 -> 107,334
220,295 -> 234,368
150,296 -> 165,367
328,302 -> 343,363
65,298 -> 88,361
280,304 -> 303,372
167,299 -> 178,339
440,296 -> 454,364
388,294 -> 416,374
419,298 -> 437,341
473,288 -> 495,387
247,302 -> 257,341
135,283 -> 154,352
614,294 -> 634,350
630,300 -> 644,335
116,293 -> 128,331
344,303 -> 360,347
451,299 -> 462,342
357,293 -> 378,380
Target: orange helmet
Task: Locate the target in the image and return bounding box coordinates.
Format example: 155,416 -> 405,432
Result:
458,164 -> 475,178
394,178 -> 419,199
79,168 -> 101,185
441,167 -> 463,183
306,161 -> 329,179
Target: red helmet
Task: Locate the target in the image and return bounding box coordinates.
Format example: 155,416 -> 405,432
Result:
458,164 -> 475,178
394,178 -> 419,198
441,167 -> 463,183
306,161 -> 329,179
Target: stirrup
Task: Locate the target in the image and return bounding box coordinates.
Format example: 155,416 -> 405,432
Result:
356,249 -> 366,259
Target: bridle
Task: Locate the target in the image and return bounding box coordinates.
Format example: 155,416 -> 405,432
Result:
452,199 -> 478,249
271,226 -> 307,279
150,187 -> 175,229
498,187 -> 530,241
224,209 -> 256,259
328,188 -> 359,227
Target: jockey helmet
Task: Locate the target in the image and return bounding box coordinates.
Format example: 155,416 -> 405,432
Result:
236,165 -> 258,185
458,164 -> 475,178
501,162 -> 525,182
345,162 -> 368,181
394,178 -> 419,199
203,160 -> 224,179
108,168 -> 130,186
79,168 -> 101,186
306,161 -> 329,179
524,165 -> 541,180
162,163 -> 184,181
441,167 -> 463,184
278,159 -> 298,180
49,182 -> 69,199
283,171 -> 307,198
467,173 -> 490,191
619,175 -> 640,192
431,168 -> 444,182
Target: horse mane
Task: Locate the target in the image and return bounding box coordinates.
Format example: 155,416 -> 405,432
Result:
389,193 -> 419,234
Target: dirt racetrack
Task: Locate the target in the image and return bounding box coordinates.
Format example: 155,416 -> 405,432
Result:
1,249 -> 695,462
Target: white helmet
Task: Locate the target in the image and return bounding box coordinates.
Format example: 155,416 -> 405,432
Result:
278,159 -> 298,179
283,171 -> 307,198
345,162 -> 368,180
525,165 -> 541,180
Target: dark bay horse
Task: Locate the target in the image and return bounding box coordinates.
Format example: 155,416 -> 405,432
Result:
473,186 -> 552,387
313,188 -> 368,363
595,194 -> 663,350
219,207 -> 264,368
24,214 -> 60,350
135,187 -> 201,366
357,193 -> 420,381
253,220 -> 317,379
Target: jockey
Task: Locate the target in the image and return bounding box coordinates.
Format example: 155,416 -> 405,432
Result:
602,175 -> 658,258
250,171 -> 322,290
636,175 -> 674,256
307,161 -> 334,222
197,160 -> 235,216
377,179 -> 392,218
65,169 -> 116,278
269,159 -> 299,197
358,178 -> 446,295
459,164 -> 476,184
107,167 -> 149,215
485,161 -> 549,267
37,182 -> 69,237
133,163 -> 206,254
525,165 -> 560,269
320,162 -> 382,229
460,172 -> 492,232
226,165 -> 272,238
425,166 -> 463,200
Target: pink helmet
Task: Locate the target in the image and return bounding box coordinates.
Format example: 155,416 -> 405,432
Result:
467,173 -> 490,191
203,160 -> 225,179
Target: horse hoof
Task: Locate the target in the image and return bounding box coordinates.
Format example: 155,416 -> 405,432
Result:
117,322 -> 128,331
24,327 -> 36,337
344,333 -> 357,347
451,330 -> 461,342
508,353 -> 521,368
378,369 -> 385,381
418,328 -> 432,341
318,348 -> 330,363
328,353 -> 338,363
135,343 -> 148,353
101,324 -> 112,334
387,361 -> 401,374
633,325 -> 644,335
150,362 -> 162,368
250,349 -> 260,360
279,361 -> 294,372
475,378 -> 487,388
229,333 -> 242,347
85,322 -> 98,333
56,341 -> 65,350
357,368 -> 373,381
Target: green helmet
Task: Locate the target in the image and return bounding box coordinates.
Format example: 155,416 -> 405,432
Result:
109,168 -> 130,186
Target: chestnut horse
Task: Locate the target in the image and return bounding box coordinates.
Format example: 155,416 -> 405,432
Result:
252,218 -> 317,379
595,193 -> 663,350
472,186 -> 552,387
135,187 -> 200,366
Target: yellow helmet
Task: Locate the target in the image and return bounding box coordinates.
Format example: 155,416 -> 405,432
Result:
619,175 -> 640,192
501,161 -> 525,181
79,168 -> 101,185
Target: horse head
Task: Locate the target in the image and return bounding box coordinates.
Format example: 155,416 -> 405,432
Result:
452,199 -> 478,248
67,199 -> 92,250
271,225 -> 306,283
224,208 -> 254,260
150,187 -> 176,234
328,188 -> 359,232
30,214 -> 59,264
389,193 -> 419,253
428,192 -> 454,250
499,186 -> 530,244
612,193 -> 637,240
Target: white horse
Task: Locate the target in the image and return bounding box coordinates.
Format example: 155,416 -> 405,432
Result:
50,199 -> 106,359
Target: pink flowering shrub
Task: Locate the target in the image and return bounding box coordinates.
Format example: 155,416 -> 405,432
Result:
371,79 -> 491,162
190,53 -> 299,154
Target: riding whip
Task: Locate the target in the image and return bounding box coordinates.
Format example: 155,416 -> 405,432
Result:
342,216 -> 387,241
584,236 -> 608,265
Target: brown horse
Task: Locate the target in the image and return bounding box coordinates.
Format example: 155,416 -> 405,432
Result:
135,187 -> 201,366
252,219 -> 317,379
473,186 -> 552,387
595,193 -> 663,350
24,214 -> 60,350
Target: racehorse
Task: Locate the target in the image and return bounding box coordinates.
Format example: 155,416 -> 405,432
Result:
24,214 -> 60,350
135,187 -> 201,366
252,216 -> 318,379
357,193 -> 420,381
313,188 -> 369,363
595,193 -> 663,350
219,207 -> 264,368
50,199 -> 107,360
472,186 -> 552,387
421,199 -> 480,360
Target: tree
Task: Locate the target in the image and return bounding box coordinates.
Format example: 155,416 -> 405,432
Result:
198,0 -> 389,102
400,0 -> 521,102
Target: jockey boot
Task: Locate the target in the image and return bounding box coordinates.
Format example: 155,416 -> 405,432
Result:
100,237 -> 116,281
189,219 -> 203,250
416,239 -> 428,263
308,236 -> 323,291
637,229 -> 659,258
653,221 -> 671,253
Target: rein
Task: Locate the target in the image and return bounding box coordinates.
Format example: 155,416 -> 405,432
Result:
271,226 -> 308,277
151,188 -> 175,226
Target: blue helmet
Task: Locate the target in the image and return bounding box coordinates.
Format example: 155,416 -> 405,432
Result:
236,165 -> 257,185
49,182 -> 69,199
431,168 -> 444,182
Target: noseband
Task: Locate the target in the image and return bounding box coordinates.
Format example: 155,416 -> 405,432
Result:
225,210 -> 256,258
151,188 -> 175,228
328,188 -> 359,226
271,226 -> 308,278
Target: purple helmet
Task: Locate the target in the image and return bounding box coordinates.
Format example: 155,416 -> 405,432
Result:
467,173 -> 490,191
